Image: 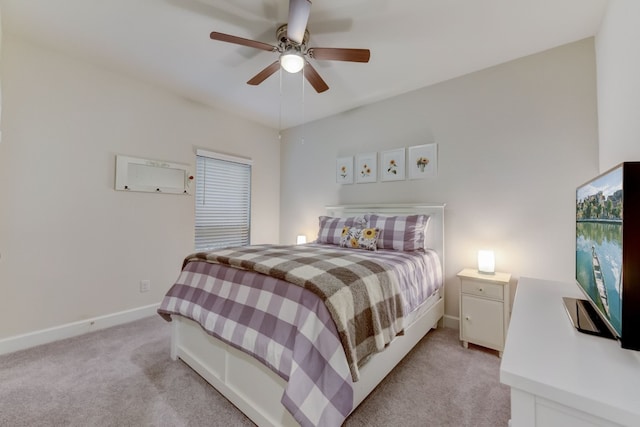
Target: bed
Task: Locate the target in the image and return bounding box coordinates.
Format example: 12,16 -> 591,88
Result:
158,203 -> 445,427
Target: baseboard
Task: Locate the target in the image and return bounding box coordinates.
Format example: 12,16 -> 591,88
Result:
442,314 -> 459,330
0,303 -> 160,356
0,308 -> 457,357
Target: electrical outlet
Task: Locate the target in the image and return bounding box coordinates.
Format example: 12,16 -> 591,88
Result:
140,280 -> 151,293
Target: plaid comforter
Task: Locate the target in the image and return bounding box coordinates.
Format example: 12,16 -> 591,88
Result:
158,244 -> 442,427
181,244 -> 405,381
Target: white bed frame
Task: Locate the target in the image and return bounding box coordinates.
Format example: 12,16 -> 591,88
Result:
169,203 -> 446,426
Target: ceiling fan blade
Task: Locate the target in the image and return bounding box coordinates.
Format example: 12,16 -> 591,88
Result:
287,0 -> 312,44
309,48 -> 370,63
303,61 -> 329,93
247,61 -> 281,86
210,32 -> 276,52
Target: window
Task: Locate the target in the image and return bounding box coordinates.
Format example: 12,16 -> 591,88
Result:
194,149 -> 252,251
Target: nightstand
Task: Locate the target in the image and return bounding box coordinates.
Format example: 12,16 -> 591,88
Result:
458,268 -> 511,357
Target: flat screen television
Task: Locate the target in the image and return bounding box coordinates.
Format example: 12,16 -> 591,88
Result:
565,161 -> 640,351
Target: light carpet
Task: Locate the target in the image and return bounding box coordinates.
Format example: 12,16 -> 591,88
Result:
0,316 -> 510,426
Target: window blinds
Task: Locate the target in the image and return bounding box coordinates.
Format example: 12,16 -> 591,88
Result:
195,150 -> 251,251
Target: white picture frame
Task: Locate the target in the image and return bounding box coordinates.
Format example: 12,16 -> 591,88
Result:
355,152 -> 377,184
380,148 -> 406,182
336,156 -> 354,184
408,143 -> 437,179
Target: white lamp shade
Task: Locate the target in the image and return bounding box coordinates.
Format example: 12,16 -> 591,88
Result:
296,235 -> 307,245
478,250 -> 495,274
280,52 -> 304,73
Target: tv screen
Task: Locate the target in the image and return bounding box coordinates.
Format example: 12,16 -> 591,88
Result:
572,161 -> 640,351
576,165 -> 623,336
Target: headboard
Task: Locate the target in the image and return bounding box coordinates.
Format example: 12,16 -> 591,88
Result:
325,203 -> 445,275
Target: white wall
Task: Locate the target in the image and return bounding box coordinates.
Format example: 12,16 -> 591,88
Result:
596,0 -> 640,170
0,36 -> 280,339
280,39 -> 599,321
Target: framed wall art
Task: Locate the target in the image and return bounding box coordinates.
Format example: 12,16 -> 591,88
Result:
380,148 -> 406,182
408,143 -> 437,179
336,156 -> 354,184
355,152 -> 377,184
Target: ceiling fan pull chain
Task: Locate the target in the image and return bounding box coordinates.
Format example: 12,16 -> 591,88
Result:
301,67 -> 305,144
278,68 -> 283,139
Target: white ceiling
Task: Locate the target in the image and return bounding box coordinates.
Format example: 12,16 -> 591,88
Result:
2,0 -> 608,129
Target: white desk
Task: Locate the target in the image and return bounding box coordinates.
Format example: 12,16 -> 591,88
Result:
500,277 -> 640,427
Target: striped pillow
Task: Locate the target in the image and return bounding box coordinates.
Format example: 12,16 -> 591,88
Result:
316,215 -> 367,245
365,214 -> 430,251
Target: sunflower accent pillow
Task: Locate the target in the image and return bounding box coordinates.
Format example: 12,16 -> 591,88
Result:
339,226 -> 379,251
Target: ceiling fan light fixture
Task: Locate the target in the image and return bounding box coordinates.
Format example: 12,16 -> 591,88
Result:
280,50 -> 304,73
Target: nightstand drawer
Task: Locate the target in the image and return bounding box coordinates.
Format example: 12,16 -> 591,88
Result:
461,279 -> 504,301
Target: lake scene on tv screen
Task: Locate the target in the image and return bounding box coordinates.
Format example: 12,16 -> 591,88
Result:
576,166 -> 622,336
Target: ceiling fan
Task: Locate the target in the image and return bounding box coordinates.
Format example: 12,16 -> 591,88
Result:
209,0 -> 370,93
